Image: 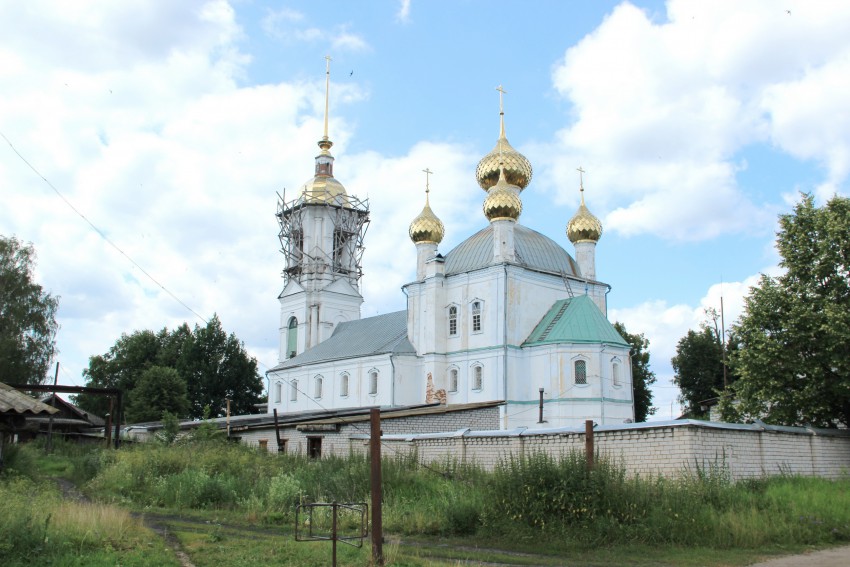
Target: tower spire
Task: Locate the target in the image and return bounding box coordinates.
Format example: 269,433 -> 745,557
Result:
320,55 -> 333,151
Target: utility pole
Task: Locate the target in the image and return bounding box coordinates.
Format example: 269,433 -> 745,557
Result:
46,362 -> 59,453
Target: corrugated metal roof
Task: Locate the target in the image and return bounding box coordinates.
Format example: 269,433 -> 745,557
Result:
0,382 -> 60,416
444,224 -> 581,276
523,296 -> 628,347
269,310 -> 415,371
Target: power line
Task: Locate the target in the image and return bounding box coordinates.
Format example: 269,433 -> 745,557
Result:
1,130 -> 208,325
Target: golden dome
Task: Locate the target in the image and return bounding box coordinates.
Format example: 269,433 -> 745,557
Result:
476,136 -> 533,191
409,179 -> 445,244
483,168 -> 522,221
299,172 -> 348,205
567,187 -> 602,243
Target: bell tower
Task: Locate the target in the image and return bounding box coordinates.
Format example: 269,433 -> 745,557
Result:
276,56 -> 370,362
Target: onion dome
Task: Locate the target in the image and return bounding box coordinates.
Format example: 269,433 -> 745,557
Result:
567,184 -> 603,244
476,136 -> 533,192
409,179 -> 445,244
483,168 -> 522,222
475,86 -> 532,191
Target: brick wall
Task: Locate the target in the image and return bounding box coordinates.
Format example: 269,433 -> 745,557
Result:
374,421 -> 850,480
237,404 -> 501,458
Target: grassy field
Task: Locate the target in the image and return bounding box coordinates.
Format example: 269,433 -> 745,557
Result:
2,436 -> 849,565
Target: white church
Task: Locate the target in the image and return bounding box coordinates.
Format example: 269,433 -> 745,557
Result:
266,70 -> 634,430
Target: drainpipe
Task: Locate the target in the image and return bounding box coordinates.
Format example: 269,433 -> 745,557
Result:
390,354 -> 396,407
503,265 -> 509,429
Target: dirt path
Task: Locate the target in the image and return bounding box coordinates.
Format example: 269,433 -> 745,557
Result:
747,545 -> 850,567
54,478 -> 196,567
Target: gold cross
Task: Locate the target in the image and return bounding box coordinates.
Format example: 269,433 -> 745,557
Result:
577,166 -> 585,190
422,168 -> 433,193
496,85 -> 507,114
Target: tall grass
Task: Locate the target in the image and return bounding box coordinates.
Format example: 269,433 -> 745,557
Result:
78,440 -> 850,549
0,476 -> 168,564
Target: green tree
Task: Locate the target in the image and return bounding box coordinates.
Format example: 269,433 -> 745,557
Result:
77,315 -> 262,422
613,322 -> 656,422
671,310 -> 738,419
75,329 -> 161,417
126,366 -> 190,423
729,194 -> 850,428
178,315 -> 263,419
0,236 -> 59,385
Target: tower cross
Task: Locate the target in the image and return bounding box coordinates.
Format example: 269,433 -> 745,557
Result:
496,84 -> 507,138
422,168 -> 433,196
577,166 -> 585,190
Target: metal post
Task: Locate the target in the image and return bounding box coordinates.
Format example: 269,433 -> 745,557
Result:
273,408 -> 283,452
114,391 -> 122,449
585,419 -> 594,471
46,362 -> 59,453
226,398 -> 231,439
105,396 -> 113,449
537,388 -> 545,423
332,501 -> 338,567
369,408 -> 383,566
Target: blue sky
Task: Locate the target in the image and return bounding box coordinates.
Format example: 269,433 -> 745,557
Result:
2,0 -> 848,419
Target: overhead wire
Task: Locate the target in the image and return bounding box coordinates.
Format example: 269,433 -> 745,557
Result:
0,130 -> 209,325
3,130 -> 463,480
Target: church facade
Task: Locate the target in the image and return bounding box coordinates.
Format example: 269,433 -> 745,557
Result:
266,69 -> 634,429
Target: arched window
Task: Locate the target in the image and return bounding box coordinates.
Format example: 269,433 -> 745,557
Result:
612,361 -> 621,387
340,373 -> 349,397
369,370 -> 379,395
574,360 -> 587,385
471,301 -> 482,332
314,375 -> 323,399
274,382 -> 282,404
448,368 -> 458,392
290,379 -> 299,401
448,306 -> 458,336
472,366 -> 483,390
287,317 -> 298,359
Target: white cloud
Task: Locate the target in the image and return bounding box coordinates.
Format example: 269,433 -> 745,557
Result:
610,267 -> 780,420
396,0 -> 412,24
545,0 -> 850,241
261,10 -> 370,53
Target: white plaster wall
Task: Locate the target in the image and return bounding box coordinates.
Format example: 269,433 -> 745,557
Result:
268,353 -> 396,414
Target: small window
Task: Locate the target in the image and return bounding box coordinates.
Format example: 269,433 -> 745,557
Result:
314,375 -> 323,399
472,301 -> 481,332
290,380 -> 299,401
287,317 -> 298,359
369,371 -> 378,395
449,368 -> 458,392
472,366 -> 483,390
277,439 -> 287,454
340,373 -> 349,397
448,306 -> 458,336
274,382 -> 281,404
574,360 -> 587,385
612,362 -> 621,387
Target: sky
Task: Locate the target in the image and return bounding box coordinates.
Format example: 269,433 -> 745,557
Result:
2,0 -> 849,420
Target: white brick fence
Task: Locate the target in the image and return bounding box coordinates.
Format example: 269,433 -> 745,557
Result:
350,420 -> 850,480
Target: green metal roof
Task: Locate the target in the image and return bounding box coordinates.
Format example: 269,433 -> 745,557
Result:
523,296 -> 628,347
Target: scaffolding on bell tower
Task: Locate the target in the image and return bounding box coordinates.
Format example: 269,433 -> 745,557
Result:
276,189 -> 370,289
